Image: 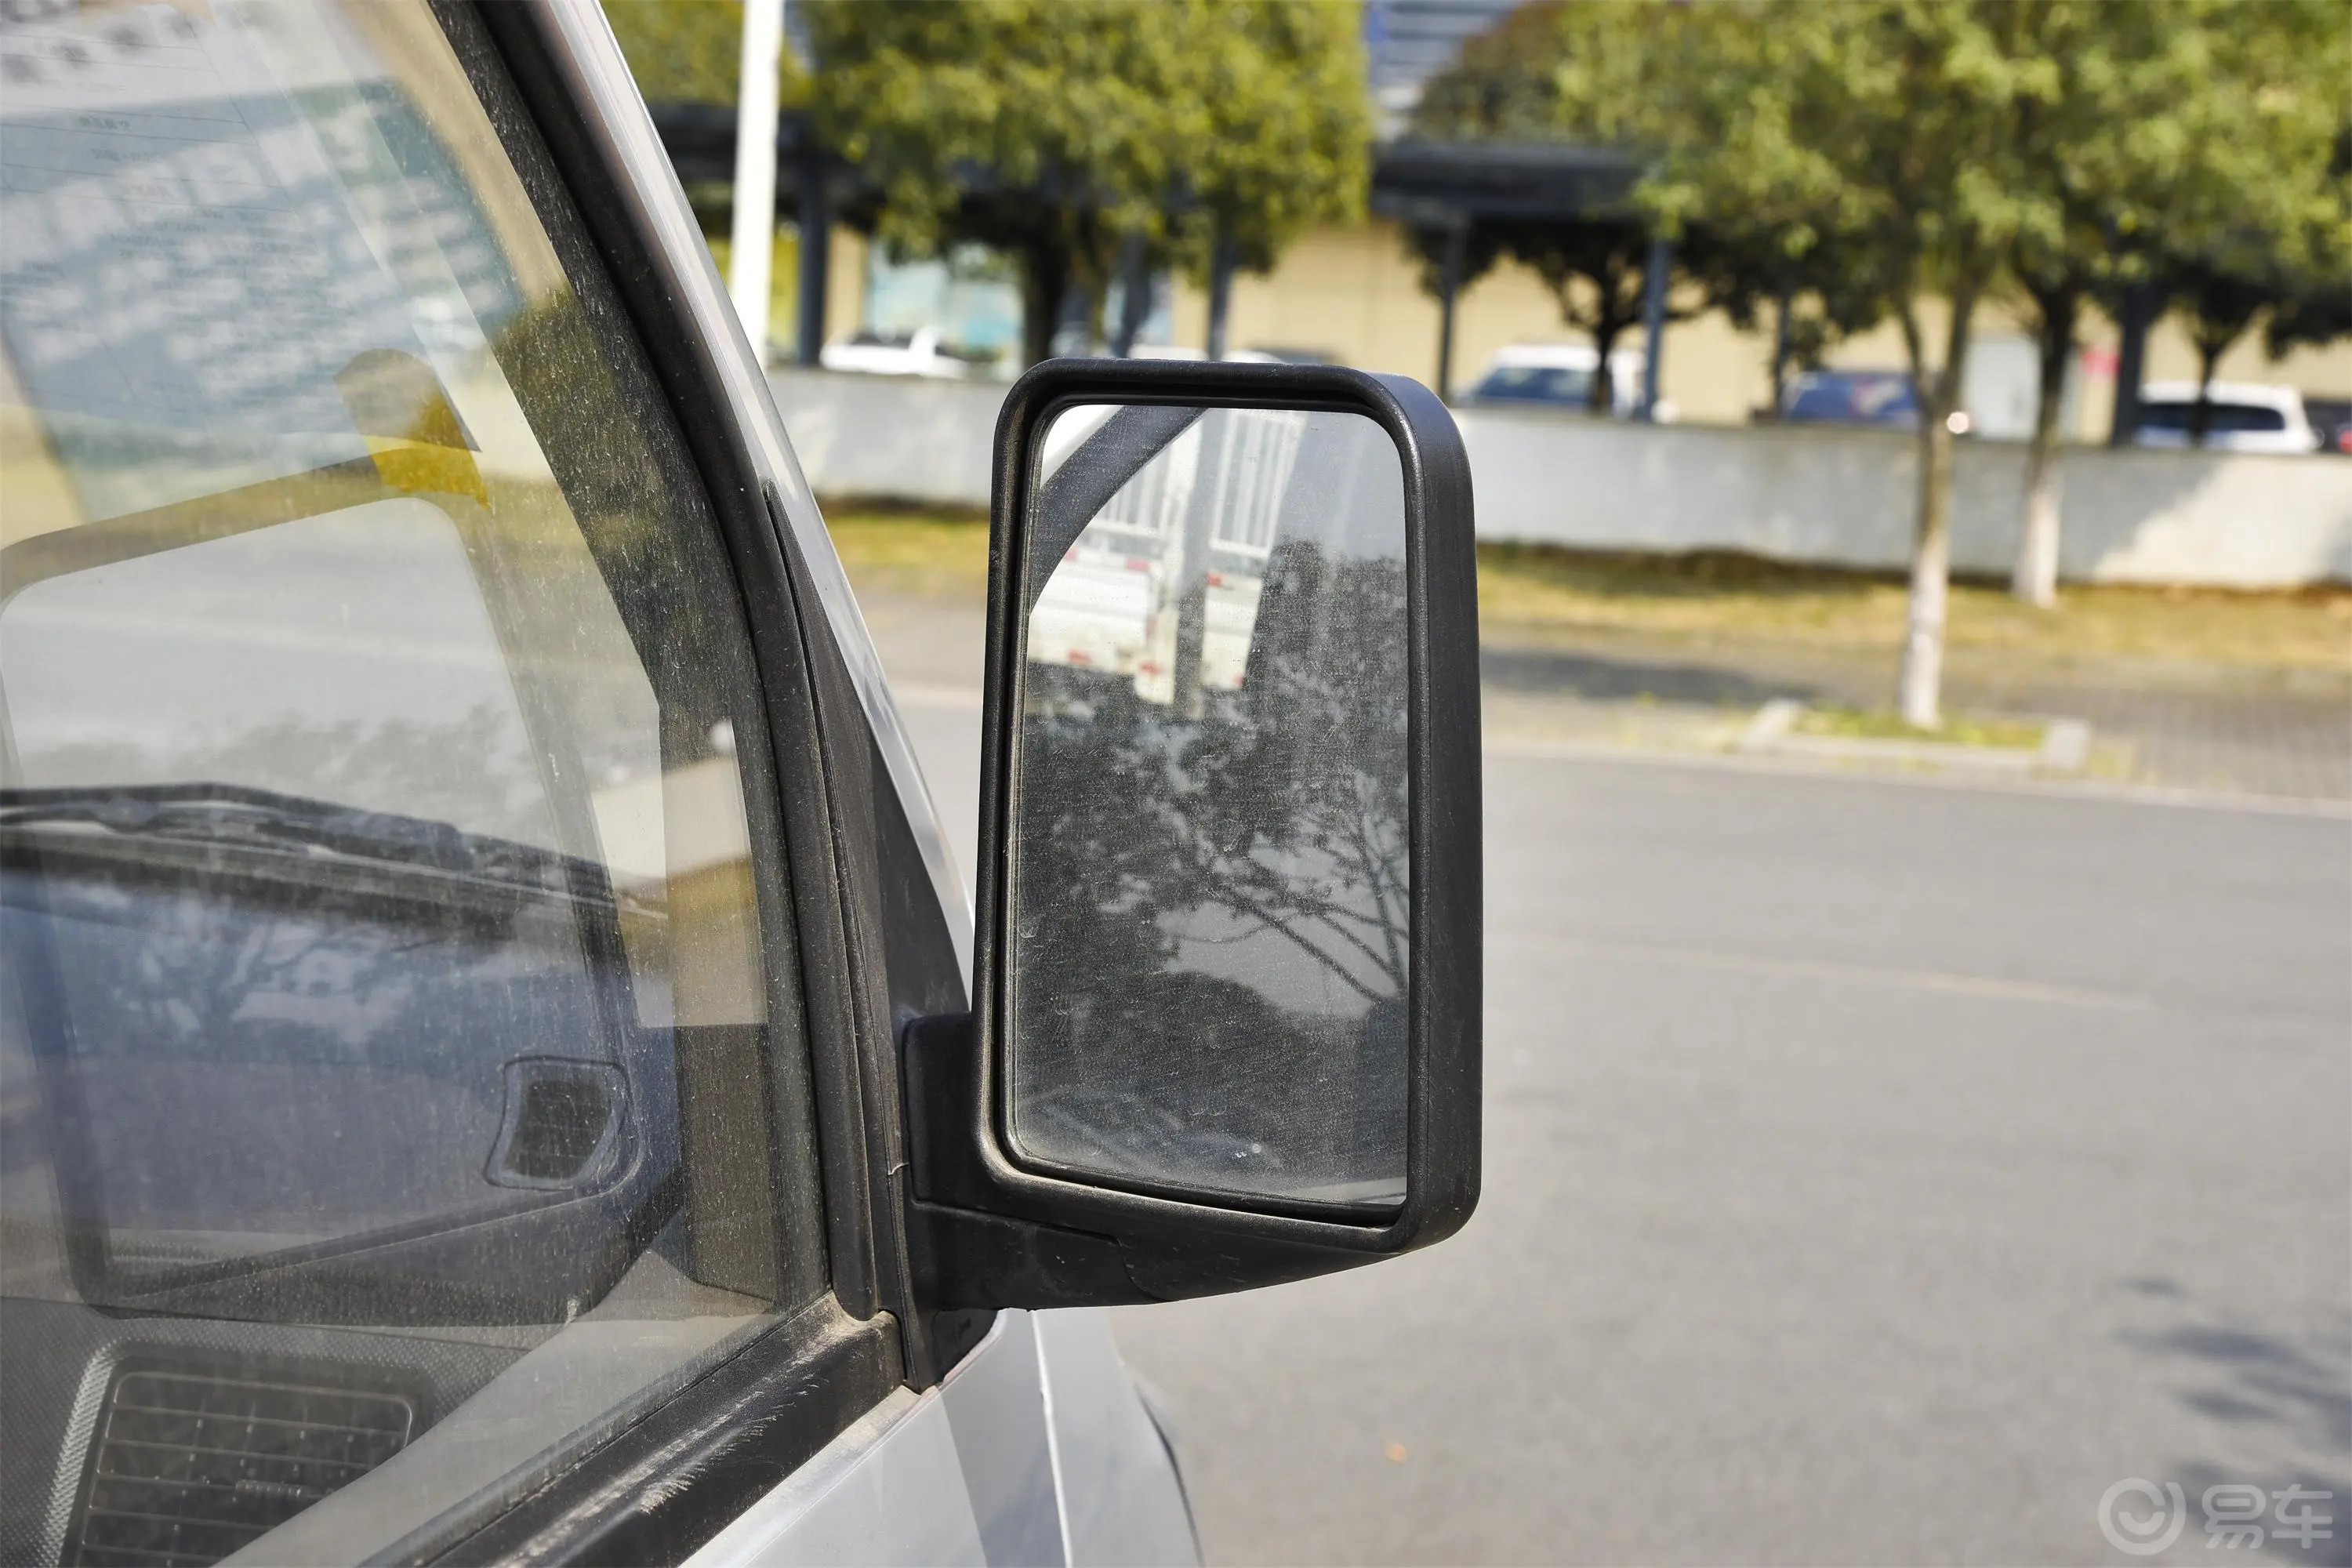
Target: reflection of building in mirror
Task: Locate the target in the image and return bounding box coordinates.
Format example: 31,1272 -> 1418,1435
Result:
1027,408 -> 1306,705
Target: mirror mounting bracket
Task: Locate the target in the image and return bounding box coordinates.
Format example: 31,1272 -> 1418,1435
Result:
902,1011 -> 1377,1309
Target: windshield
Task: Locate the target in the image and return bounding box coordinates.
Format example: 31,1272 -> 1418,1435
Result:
0,6 -> 822,1559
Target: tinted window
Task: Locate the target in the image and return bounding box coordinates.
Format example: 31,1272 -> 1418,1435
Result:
1785,372 -> 1918,424
1473,364 -> 1595,405
0,4 -> 819,1563
2136,401 -> 2291,434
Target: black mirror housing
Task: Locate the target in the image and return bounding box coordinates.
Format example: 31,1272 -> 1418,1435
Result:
904,359 -> 1481,1308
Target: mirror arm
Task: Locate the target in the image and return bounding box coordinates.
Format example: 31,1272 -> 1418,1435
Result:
899,1012 -> 1154,1308
899,1013 -> 1367,1308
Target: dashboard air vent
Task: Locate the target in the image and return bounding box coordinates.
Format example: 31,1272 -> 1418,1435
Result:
69,1363 -> 416,1567
489,1058 -> 623,1188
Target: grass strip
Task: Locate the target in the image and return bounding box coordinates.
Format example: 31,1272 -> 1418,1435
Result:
821,505 -> 2352,673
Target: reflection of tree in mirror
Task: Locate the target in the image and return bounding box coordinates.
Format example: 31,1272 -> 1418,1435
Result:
1012,539 -> 1409,1205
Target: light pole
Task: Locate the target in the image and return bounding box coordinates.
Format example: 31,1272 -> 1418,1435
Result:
728,0 -> 785,361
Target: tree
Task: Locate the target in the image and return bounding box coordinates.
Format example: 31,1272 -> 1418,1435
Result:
1163,5 -> 1370,284
1402,216 -> 1671,412
1646,3 -> 2057,728
804,2 -> 1365,369
2000,1 -> 2344,604
1680,223 -> 1896,418
1994,2 -> 2176,608
1413,0 -> 1570,140
601,1 -> 754,106
1411,2 -> 1890,416
1406,2 -> 1671,412
1014,539 -> 1410,1189
2265,124 -> 2352,368
2161,110 -> 2351,446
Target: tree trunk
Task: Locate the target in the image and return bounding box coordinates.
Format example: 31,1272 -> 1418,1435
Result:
1768,285 -> 1793,418
1110,231 -> 1149,358
2190,336 -> 2222,448
2010,294 -> 2074,608
1899,409 -> 1955,728
1590,326 -> 1618,412
1588,303 -> 1638,413
1557,259 -> 1640,412
1896,287 -> 1976,729
1018,241 -> 1069,370
1205,229 -> 1236,361
2106,278 -> 2152,446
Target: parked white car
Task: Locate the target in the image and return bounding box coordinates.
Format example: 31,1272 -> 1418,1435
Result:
1464,343 -> 1671,420
819,325 -> 980,379
2133,380 -> 2324,454
1129,343 -> 1285,364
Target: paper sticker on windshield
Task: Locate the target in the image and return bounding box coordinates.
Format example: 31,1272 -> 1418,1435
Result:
0,2 -> 517,522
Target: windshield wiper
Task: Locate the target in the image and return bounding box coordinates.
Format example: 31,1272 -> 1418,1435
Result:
0,782 -> 605,902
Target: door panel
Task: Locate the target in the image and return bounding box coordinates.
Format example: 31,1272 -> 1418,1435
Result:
1034,1311 -> 1198,1567
684,1309 -> 1197,1568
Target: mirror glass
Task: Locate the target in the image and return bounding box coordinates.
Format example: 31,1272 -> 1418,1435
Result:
1006,403 -> 1410,1213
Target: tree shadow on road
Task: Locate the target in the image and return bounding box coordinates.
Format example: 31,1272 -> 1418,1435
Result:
2122,1276 -> 2352,1566
1479,643 -> 1815,707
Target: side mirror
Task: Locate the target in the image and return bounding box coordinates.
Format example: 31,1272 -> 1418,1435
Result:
905,361 -> 1479,1307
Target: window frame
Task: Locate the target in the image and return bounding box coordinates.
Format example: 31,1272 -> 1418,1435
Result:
402,0 -> 961,1559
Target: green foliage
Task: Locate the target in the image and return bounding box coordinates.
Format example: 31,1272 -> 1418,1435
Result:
804,0 -> 1367,366
2263,125 -> 2352,362
2131,3 -> 2347,280
1407,4 -> 1678,407
599,0 -> 808,107
601,0 -> 734,105
1410,1 -> 1890,406
1985,1 -> 2348,434
1173,2 -> 1371,275
1411,1 -> 1566,140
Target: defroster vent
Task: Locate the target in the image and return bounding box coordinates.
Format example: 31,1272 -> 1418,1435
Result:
68,1360 -> 418,1567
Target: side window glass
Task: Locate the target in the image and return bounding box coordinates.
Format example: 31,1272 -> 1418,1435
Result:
0,5 -> 818,1564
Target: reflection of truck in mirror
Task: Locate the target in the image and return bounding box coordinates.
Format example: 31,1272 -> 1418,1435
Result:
1026,408 -> 1305,703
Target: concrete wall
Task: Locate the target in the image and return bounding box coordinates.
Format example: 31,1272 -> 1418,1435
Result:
768,367 -> 2352,587
1458,408 -> 2352,588
769,365 -> 1009,509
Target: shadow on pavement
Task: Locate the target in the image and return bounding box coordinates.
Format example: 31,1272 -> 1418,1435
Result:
1479,642 -> 1815,708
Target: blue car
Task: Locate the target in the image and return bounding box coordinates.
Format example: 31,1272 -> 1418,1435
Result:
1782,368 -> 1922,428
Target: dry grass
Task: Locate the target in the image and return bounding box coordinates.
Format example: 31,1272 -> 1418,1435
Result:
821,507 -> 2352,675
822,504 -> 993,598
1477,543 -> 2352,673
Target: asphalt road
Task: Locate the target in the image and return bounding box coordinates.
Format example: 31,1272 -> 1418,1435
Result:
891,689 -> 2351,1566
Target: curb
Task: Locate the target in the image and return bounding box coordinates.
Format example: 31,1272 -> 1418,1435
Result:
1737,699 -> 2093,776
